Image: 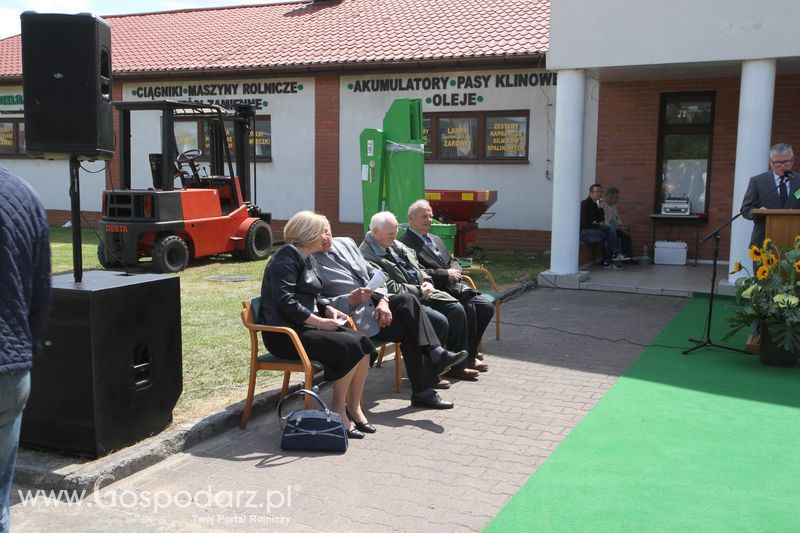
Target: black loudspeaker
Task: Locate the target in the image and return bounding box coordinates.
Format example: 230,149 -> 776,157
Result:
21,271 -> 183,458
21,12 -> 114,160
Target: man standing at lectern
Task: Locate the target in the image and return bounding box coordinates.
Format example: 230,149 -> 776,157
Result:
741,143 -> 800,247
0,166 -> 51,533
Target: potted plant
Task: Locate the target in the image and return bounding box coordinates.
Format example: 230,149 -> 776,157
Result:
724,236 -> 800,367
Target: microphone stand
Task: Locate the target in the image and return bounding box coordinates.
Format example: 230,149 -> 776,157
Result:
682,173 -> 792,355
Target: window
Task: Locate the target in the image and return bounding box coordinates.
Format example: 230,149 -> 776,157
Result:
175,116 -> 271,162
656,93 -> 714,215
423,111 -> 529,162
174,121 -> 199,155
0,120 -> 25,157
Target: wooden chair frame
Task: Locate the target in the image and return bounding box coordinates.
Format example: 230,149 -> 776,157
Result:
463,266 -> 502,341
374,342 -> 404,392
240,299 -> 321,428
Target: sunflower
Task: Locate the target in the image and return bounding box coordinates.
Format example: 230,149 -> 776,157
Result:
729,261 -> 742,274
795,259 -> 800,274
756,265 -> 771,281
762,238 -> 773,250
764,253 -> 778,268
748,245 -> 763,262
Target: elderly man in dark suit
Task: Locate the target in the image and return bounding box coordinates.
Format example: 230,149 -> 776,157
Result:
400,200 -> 492,379
310,221 -> 467,409
741,143 -> 800,247
360,212 -> 472,386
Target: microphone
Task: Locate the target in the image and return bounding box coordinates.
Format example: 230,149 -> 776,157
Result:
783,170 -> 794,181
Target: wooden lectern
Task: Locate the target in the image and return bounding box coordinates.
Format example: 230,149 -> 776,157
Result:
752,209 -> 800,248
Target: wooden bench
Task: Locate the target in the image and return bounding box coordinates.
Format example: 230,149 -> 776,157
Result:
579,240 -> 603,267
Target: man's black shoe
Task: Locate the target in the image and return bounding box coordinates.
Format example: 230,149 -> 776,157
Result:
432,349 -> 468,375
410,391 -> 454,409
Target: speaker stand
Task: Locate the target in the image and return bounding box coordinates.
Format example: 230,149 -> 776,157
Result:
69,157 -> 83,283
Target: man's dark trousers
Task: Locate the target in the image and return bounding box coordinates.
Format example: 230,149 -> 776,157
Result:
372,294 -> 440,393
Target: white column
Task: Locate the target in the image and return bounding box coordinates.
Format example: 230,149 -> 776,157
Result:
728,59 -> 776,283
549,69 -> 585,274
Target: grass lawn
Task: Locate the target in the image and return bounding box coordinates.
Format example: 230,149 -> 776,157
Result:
48,227 -> 548,423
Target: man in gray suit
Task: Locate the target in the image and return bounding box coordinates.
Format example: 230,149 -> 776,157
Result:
741,143 -> 800,247
360,212 -> 473,385
311,221 -> 467,409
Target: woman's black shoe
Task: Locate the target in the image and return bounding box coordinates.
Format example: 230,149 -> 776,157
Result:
353,421 -> 377,433
346,408 -> 377,433
347,428 -> 365,439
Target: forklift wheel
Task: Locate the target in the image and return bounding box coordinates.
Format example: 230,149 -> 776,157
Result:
152,235 -> 189,273
97,240 -> 121,269
238,220 -> 273,261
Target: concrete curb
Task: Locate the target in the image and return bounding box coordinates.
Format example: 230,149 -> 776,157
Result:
13,381 -> 314,493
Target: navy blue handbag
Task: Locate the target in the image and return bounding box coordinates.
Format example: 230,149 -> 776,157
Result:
277,388 -> 348,453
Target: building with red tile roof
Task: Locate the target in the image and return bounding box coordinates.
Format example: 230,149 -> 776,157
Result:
0,0 -> 556,256
0,0 -> 549,78
4,0 -> 797,277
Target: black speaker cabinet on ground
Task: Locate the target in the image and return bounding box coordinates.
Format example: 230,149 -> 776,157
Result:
21,271 -> 183,458
21,12 -> 114,160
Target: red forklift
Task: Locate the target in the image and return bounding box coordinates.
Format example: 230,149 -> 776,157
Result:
97,100 -> 272,272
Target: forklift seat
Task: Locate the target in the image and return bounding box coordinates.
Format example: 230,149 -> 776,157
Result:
148,153 -> 163,188
148,153 -> 185,189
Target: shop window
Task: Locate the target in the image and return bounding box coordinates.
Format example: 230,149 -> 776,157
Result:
485,115 -> 528,159
438,116 -> 478,160
175,116 -> 271,162
175,121 -> 199,155
0,120 -> 24,157
422,117 -> 431,157
253,119 -> 271,159
656,93 -> 714,215
424,111 -> 529,162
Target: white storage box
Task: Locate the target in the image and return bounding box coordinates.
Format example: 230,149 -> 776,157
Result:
654,240 -> 687,265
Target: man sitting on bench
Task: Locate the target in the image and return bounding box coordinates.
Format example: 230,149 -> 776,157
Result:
580,183 -> 628,270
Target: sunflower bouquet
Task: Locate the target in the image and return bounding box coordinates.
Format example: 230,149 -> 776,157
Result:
724,236 -> 800,353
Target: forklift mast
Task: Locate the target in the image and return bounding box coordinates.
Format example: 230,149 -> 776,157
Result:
233,103 -> 255,203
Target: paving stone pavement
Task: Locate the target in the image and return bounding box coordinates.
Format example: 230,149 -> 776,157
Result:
10,289 -> 687,532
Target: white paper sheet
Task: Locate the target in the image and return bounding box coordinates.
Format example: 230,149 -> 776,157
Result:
366,270 -> 387,291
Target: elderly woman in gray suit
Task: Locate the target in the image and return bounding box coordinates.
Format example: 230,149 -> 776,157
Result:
259,211 -> 374,438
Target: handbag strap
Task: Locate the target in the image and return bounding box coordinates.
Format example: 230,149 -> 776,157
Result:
277,387 -> 333,424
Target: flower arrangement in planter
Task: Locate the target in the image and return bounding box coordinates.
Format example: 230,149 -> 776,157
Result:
724,236 -> 800,362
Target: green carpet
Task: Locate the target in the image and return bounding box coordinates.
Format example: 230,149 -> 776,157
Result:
487,295 -> 800,532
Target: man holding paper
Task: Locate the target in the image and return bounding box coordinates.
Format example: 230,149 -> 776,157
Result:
360,212 -> 475,382
311,223 -> 467,409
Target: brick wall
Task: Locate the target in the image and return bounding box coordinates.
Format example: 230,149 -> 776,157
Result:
48,210 -> 102,228
314,76 -> 340,221
596,75 -> 800,262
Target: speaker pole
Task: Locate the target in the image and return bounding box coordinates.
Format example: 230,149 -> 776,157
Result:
69,157 -> 83,283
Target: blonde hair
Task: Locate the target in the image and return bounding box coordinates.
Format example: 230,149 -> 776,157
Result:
283,211 -> 328,247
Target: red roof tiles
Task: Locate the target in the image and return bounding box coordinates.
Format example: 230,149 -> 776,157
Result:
0,0 -> 549,79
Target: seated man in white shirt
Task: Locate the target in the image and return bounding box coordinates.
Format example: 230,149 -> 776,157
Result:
603,186 -> 633,259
